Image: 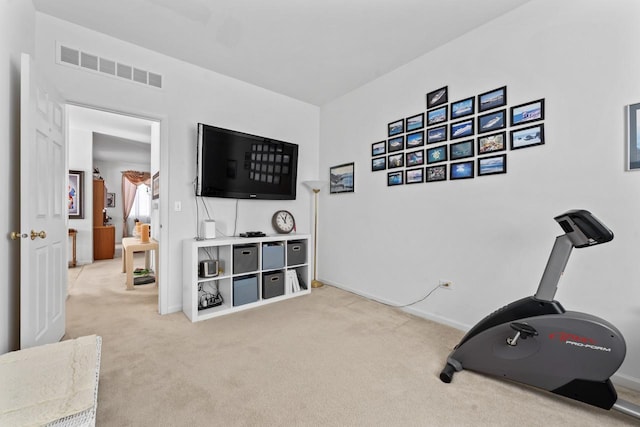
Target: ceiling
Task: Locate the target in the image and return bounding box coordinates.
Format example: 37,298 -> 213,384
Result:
33,0 -> 531,106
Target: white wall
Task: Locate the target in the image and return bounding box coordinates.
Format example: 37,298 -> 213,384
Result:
68,128 -> 93,264
0,0 -> 36,354
35,13 -> 320,314
319,0 -> 640,388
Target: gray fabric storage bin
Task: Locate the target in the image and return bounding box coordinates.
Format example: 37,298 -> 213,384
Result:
233,244 -> 258,274
262,243 -> 285,270
262,271 -> 285,299
287,240 -> 306,266
233,275 -> 258,306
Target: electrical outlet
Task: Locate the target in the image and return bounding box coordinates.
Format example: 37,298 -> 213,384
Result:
439,280 -> 453,289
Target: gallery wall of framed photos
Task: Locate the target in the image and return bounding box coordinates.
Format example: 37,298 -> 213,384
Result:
370,85 -> 545,187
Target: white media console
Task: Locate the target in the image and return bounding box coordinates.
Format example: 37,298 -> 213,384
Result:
183,234 -> 311,322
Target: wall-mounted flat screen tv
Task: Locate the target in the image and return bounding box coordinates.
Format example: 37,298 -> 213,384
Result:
196,123 -> 298,200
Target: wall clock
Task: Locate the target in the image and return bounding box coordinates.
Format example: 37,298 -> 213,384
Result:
272,210 -> 295,234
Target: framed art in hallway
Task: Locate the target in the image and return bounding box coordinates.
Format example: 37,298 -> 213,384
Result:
106,192 -> 116,208
477,109 -> 506,134
627,102 -> 640,170
388,119 -> 404,137
152,172 -> 160,199
427,106 -> 447,126
405,168 -> 424,184
330,162 -> 355,194
387,153 -> 404,169
371,157 -> 386,172
426,165 -> 447,182
406,113 -> 424,132
450,161 -> 474,180
387,171 -> 403,186
372,141 -> 386,156
450,97 -> 474,120
478,131 -> 506,155
478,154 -> 507,176
68,170 -> 84,219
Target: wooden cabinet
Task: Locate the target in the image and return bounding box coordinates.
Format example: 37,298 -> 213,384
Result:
93,179 -> 115,260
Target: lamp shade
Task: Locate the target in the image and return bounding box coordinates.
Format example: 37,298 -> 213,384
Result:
302,180 -> 326,192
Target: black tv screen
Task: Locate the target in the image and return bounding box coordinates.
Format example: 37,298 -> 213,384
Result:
196,123 -> 298,200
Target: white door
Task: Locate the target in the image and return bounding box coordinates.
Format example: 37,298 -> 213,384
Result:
19,53 -> 66,349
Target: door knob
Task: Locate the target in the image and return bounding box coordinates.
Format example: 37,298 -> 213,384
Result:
10,231 -> 27,240
30,230 -> 47,240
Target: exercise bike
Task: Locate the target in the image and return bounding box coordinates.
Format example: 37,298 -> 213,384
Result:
439,209 -> 640,419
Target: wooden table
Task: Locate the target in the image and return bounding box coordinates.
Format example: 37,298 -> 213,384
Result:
68,228 -> 77,267
121,237 -> 159,290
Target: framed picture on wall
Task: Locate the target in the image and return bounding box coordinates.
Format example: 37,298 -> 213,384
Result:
387,136 -> 404,153
511,99 -> 545,126
426,86 -> 448,109
371,157 -> 386,171
387,153 -> 404,169
387,171 -> 403,186
510,124 -> 545,150
450,97 -> 474,120
406,168 -> 424,184
426,145 -> 447,164
477,131 -> 506,155
478,154 -> 507,176
427,126 -> 447,144
449,139 -> 474,160
450,161 -> 474,180
478,86 -> 507,112
427,106 -> 447,126
330,162 -> 355,194
152,172 -> 160,199
627,102 -> 640,170
426,165 -> 447,182
406,131 -> 424,148
106,192 -> 116,208
372,141 -> 386,156
450,118 -> 474,140
388,119 -> 404,137
406,113 -> 424,132
68,170 -> 84,219
477,109 -> 506,134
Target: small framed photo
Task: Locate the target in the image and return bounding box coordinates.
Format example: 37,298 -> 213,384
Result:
450,97 -> 474,120
477,109 -> 506,134
511,99 -> 544,126
330,162 -> 355,194
406,167 -> 424,184
427,145 -> 447,164
450,118 -> 474,140
627,102 -> 640,170
406,131 -> 424,148
68,170 -> 84,219
426,86 -> 448,109
406,149 -> 424,167
450,161 -> 474,180
477,131 -> 506,155
152,172 -> 160,200
387,171 -> 403,186
426,165 -> 447,182
406,113 -> 424,132
388,119 -> 404,137
427,126 -> 447,144
478,154 -> 507,176
387,136 -> 404,153
427,106 -> 448,126
510,124 -> 545,150
106,192 -> 116,208
371,156 -> 386,172
372,141 -> 386,156
449,139 -> 474,161
478,86 -> 507,112
388,153 -> 404,169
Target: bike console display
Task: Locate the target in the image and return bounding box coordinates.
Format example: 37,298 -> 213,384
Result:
554,209 -> 614,248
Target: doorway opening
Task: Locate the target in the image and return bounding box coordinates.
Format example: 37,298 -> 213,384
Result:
66,104 -> 161,311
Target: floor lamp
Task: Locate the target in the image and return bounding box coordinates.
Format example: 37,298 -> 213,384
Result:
303,180 -> 326,288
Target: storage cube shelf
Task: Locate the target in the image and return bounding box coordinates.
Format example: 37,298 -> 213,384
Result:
183,234 -> 311,322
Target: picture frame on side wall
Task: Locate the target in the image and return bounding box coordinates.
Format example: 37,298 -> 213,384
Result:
406,168 -> 424,184
388,119 -> 404,137
330,162 -> 355,194
510,124 -> 545,150
106,192 -> 116,208
478,86 -> 507,112
387,171 -> 403,186
449,140 -> 474,161
372,157 -> 386,172
451,97 -> 474,120
511,99 -> 545,126
627,102 -> 640,170
388,136 -> 404,153
450,118 -> 474,140
426,165 -> 447,182
152,172 -> 160,199
450,161 -> 474,180
406,113 -> 424,132
427,126 -> 447,144
477,131 -> 506,155
478,154 -> 507,176
372,141 -> 386,156
427,145 -> 447,164
406,131 -> 425,148
426,86 -> 448,109
388,153 -> 404,169
427,106 -> 448,126
477,109 -> 506,134
68,170 -> 84,219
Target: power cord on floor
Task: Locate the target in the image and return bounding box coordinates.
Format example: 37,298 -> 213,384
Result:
335,283 -> 449,309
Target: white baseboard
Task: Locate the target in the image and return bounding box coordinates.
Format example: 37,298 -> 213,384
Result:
613,372 -> 640,392
167,304 -> 182,314
321,279 -> 469,332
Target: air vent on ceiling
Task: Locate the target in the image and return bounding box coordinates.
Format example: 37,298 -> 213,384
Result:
56,42 -> 163,89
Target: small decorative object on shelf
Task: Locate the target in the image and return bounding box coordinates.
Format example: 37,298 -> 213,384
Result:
272,210 -> 295,234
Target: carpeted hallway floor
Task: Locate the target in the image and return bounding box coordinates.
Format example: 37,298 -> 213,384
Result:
66,256 -> 640,426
